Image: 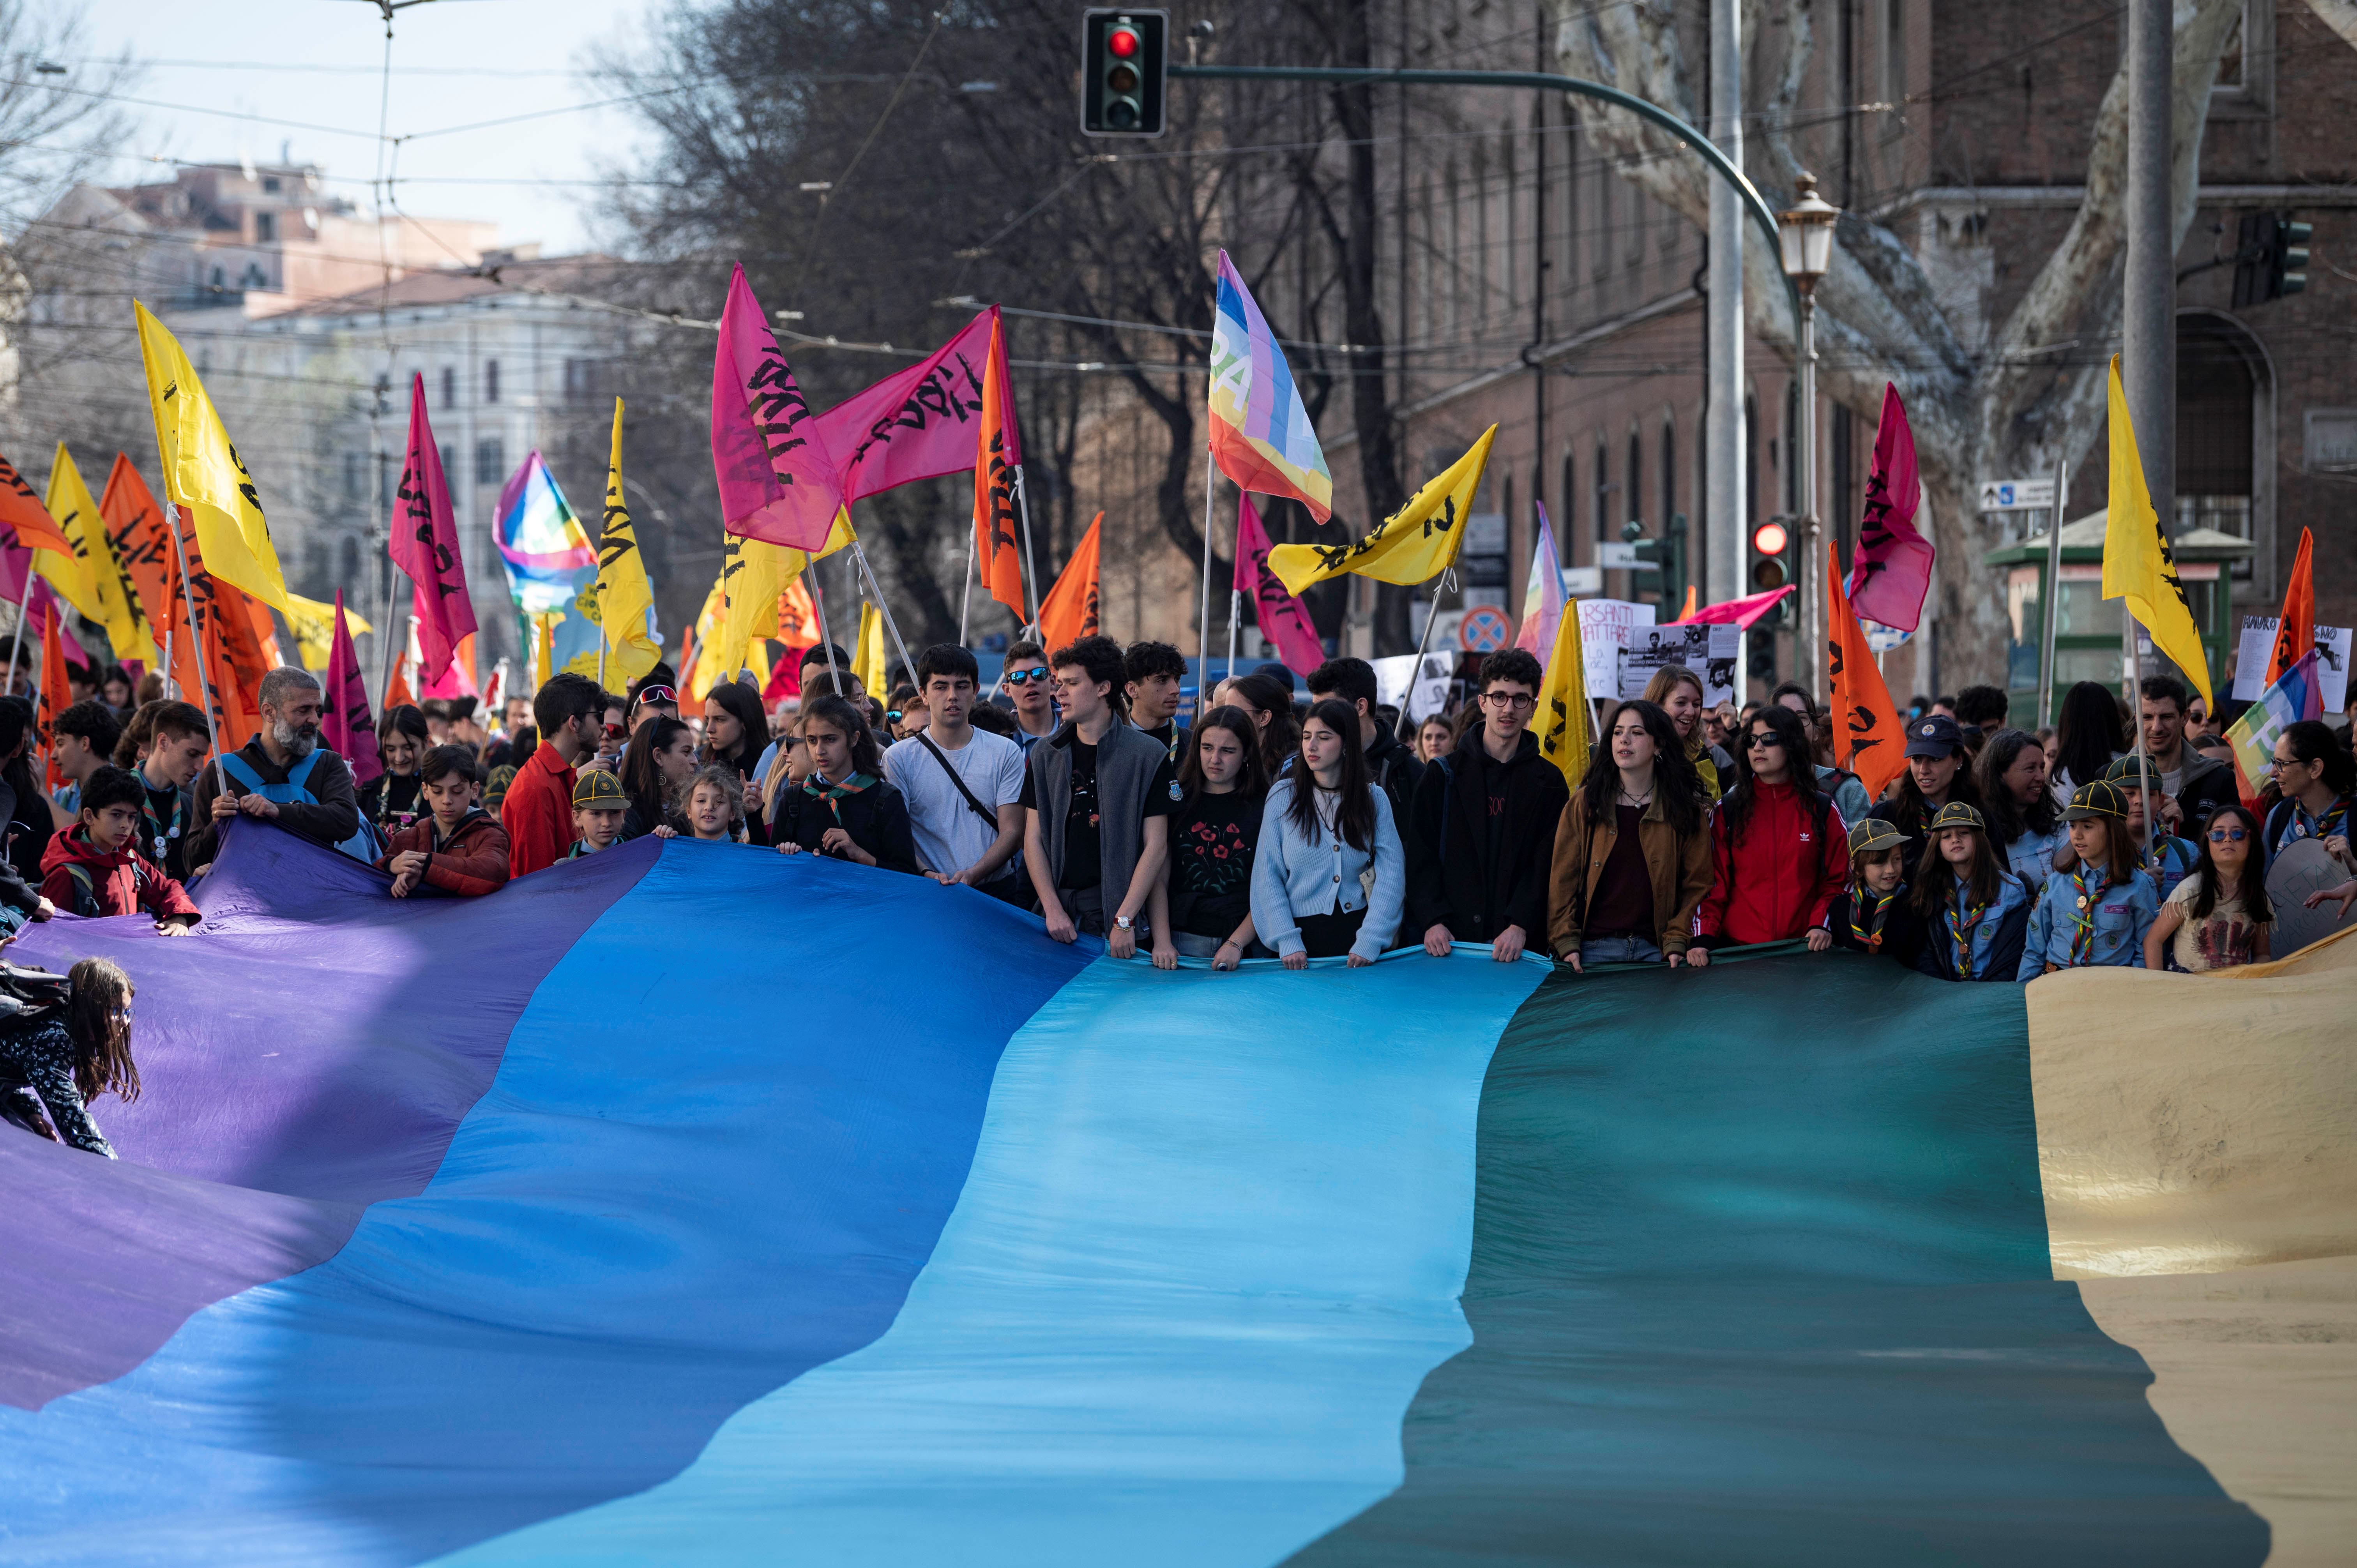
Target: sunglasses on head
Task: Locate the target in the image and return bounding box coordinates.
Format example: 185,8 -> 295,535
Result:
633,685 -> 677,710
1003,668 -> 1051,686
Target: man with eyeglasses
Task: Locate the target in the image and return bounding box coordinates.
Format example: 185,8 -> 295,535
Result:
1403,648 -> 1566,963
503,672 -> 604,878
1000,639 -> 1060,754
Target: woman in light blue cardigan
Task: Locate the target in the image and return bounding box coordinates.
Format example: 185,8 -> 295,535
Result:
1250,699 -> 1406,967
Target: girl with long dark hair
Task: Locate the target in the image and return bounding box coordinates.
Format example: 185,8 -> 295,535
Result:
620,715 -> 696,840
1251,697 -> 1404,966
2145,803 -> 2274,971
1975,728 -> 2064,890
2050,681 -> 2125,804
361,705 -> 432,837
1909,803 -> 2034,982
1548,699 -> 1711,970
0,697 -> 55,885
2018,779 -> 2160,976
771,695 -> 917,873
0,957 -> 137,1157
1690,703 -> 1848,962
1150,705 -> 1271,970
1222,671 -> 1302,782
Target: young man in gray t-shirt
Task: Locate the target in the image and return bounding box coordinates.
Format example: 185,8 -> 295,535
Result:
882,643 -> 1027,900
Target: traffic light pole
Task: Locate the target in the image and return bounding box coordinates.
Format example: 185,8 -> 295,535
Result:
1168,64 -> 1803,327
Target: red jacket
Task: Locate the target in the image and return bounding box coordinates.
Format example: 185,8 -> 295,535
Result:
376,809 -> 512,897
1695,778 -> 1848,947
503,746 -> 577,879
39,829 -> 201,924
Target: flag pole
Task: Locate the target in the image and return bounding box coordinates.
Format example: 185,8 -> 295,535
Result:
1224,585 -> 1240,690
849,540 -> 916,690
1012,465 -> 1044,635
161,622 -> 174,698
1198,447 -> 1216,694
958,517 -> 977,646
162,503 -> 226,796
7,568 -> 32,695
807,567 -> 841,697
2125,603 -> 2157,872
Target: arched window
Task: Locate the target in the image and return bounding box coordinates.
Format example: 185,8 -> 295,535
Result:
2177,314 -> 2257,582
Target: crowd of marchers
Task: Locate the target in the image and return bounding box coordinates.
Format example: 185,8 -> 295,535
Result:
2,633 -> 2352,1162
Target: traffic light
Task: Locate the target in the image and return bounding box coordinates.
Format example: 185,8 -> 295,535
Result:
1747,516 -> 1793,625
1081,10 -> 1168,138
2232,212 -> 2311,307
1625,514 -> 1690,611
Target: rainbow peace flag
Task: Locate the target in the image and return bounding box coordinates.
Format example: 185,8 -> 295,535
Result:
1210,250 -> 1333,523
494,451 -> 597,615
1,825 -> 2349,1564
2225,647 -> 2325,807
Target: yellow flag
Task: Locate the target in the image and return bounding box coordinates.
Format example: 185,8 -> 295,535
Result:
852,600 -> 889,698
717,529 -> 788,674
1533,595 -> 1592,792
777,508 -> 855,583
1268,425 -> 1497,597
35,446 -> 105,628
567,399 -> 661,687
133,301 -> 289,613
2102,356 -> 2213,707
284,591 -> 373,672
684,568 -> 730,701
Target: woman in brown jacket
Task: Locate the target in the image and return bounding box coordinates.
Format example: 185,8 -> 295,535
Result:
1548,699 -> 1715,970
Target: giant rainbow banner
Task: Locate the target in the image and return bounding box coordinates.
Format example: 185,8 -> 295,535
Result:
1,826 -> 2350,1564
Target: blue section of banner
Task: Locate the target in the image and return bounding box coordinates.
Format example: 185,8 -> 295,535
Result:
0,844 -> 1087,1568
436,950 -> 1549,1568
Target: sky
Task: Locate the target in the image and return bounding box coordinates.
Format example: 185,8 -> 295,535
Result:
56,0 -> 661,256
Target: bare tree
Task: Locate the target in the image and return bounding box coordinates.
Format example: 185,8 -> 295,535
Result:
1554,0 -> 2243,675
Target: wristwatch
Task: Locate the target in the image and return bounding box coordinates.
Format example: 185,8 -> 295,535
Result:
1114,915 -> 1135,931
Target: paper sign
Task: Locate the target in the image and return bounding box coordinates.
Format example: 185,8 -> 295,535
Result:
1578,599 -> 1653,700
1374,650 -> 1457,723
1703,624 -> 1740,707
2232,617 -> 2351,711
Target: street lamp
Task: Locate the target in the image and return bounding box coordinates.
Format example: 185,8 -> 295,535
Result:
1778,170 -> 1839,703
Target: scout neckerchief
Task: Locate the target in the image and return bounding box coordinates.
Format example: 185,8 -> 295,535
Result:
138,776 -> 183,867
1847,881 -> 1903,952
2063,862 -> 2111,966
802,770 -> 876,828
2277,794 -> 2349,854
1946,883 -> 1991,976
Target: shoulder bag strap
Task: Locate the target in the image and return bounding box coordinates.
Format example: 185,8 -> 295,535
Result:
914,732 -> 1001,829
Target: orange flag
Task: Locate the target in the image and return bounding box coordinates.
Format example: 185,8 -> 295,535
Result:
385,662 -> 416,715
37,601 -> 69,792
776,576 -> 817,652
157,505 -> 269,751
970,316 -> 1027,621
1825,543 -> 1908,802
0,447 -> 77,558
98,456 -> 176,640
1035,512 -> 1102,657
2263,526 -> 2314,689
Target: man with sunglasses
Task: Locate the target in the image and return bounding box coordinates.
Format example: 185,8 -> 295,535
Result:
1404,648 -> 1566,963
1000,639 -> 1060,755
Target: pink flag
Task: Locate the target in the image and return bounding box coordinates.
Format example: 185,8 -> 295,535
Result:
1232,494 -> 1325,676
814,309 -> 1001,503
1514,501 -> 1566,655
322,590 -> 382,788
1673,584 -> 1795,629
390,374 -> 475,683
1846,383 -> 1934,632
712,263 -> 845,551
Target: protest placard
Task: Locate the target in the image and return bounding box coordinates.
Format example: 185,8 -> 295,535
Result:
2232,617 -> 2351,711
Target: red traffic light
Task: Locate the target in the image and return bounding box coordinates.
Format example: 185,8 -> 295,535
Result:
1751,519 -> 1789,556
1108,26 -> 1139,57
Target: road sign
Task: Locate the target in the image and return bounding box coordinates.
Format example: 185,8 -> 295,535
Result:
1977,477 -> 2057,512
1459,604 -> 1512,653
1597,541 -> 1660,571
1561,565 -> 1604,597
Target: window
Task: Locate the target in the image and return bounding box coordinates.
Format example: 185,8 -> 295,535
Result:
475,437 -> 505,488
339,535 -> 361,590
441,366 -> 456,408
262,175 -> 281,194
1593,440 -> 1610,544
1784,381 -> 1802,514
1626,431 -> 1644,533
1659,418 -> 1677,530
1474,142 -> 1492,325
1831,404 -> 1856,560
441,445 -> 455,484
1502,129 -> 1518,315
1883,0 -> 1906,103
2215,1 -> 2245,90
254,211 -> 276,243
342,451 -> 364,502
1744,395 -> 1760,525
2176,316 -> 2257,580
484,359 -> 501,404
208,265 -> 224,290
1560,452 -> 1577,562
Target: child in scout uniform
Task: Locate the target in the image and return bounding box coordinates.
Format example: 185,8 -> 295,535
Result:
1826,817 -> 1926,969
1909,802 -> 2034,982
2103,754 -> 2200,886
2018,779 -> 2160,978
567,770 -> 629,858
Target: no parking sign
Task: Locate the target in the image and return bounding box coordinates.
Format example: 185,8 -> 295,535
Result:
1459,604 -> 1511,652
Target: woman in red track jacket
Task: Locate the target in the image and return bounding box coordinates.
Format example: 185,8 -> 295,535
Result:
1691,704 -> 1848,962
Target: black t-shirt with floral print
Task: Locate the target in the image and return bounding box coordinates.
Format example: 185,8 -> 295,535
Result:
1169,789 -> 1262,939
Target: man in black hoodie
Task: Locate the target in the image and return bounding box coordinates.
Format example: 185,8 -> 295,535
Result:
1308,657 -> 1424,824
1405,648 -> 1567,962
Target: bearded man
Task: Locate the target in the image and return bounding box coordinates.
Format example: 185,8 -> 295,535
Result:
186,667 -> 362,871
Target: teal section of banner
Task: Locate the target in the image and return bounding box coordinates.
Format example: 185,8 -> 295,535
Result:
439,950 -> 1548,1567
1285,952 -> 2269,1566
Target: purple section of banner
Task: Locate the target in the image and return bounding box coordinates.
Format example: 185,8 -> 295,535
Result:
0,824 -> 649,1410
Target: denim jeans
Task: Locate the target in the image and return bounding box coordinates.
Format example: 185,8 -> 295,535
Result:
1579,934 -> 1664,966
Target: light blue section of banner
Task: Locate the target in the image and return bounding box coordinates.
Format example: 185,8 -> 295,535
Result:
441,949 -> 1546,1568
